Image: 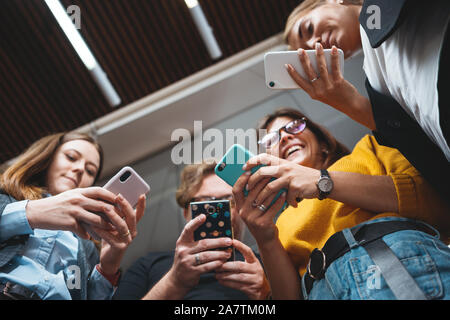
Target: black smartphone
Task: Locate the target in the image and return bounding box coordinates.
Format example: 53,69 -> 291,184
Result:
190,200 -> 235,261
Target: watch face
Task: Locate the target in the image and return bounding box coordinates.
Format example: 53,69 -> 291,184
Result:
318,178 -> 333,193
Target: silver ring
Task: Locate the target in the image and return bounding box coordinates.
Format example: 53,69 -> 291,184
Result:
195,253 -> 201,266
257,204 -> 267,212
310,76 -> 319,83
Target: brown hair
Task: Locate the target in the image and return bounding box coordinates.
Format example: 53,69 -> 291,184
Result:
176,160 -> 217,209
0,132 -> 103,201
257,108 -> 350,169
283,0 -> 363,47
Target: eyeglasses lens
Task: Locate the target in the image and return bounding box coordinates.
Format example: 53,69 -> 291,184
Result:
285,119 -> 306,134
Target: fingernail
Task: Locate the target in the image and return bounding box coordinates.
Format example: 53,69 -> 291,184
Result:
316,42 -> 322,50
117,193 -> 123,201
242,164 -> 247,170
245,184 -> 249,192
298,49 -> 304,56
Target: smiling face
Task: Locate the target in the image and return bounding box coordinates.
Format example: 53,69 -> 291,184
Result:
45,139 -> 100,195
266,116 -> 325,169
286,2 -> 362,58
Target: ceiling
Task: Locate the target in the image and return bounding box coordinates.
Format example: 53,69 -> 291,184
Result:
0,0 -> 300,166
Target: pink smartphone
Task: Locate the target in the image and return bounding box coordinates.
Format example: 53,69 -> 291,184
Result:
83,166 -> 150,240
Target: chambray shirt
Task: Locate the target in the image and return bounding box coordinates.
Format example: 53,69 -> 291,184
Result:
0,200 -> 113,299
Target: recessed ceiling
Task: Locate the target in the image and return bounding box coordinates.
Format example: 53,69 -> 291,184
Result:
0,0 -> 299,164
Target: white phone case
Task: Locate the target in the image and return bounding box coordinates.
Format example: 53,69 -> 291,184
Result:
83,166 -> 150,240
264,49 -> 344,89
103,166 -> 150,208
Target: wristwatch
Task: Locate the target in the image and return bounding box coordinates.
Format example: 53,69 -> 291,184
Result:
316,169 -> 333,200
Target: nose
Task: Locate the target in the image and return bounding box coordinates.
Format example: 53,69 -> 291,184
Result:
71,160 -> 85,179
279,129 -> 294,145
305,37 -> 321,50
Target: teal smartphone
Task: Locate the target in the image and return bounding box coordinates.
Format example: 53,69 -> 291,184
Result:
215,144 -> 288,213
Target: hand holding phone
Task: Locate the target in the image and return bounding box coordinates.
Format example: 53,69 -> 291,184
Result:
215,144 -> 288,213
190,200 -> 235,261
264,48 -> 344,89
83,166 -> 150,241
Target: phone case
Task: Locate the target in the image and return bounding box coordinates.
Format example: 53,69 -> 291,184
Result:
264,49 -> 344,89
191,200 -> 235,261
215,144 -> 288,212
83,166 -> 150,241
103,166 -> 150,208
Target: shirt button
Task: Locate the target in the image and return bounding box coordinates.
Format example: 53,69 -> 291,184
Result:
44,276 -> 49,281
47,238 -> 53,243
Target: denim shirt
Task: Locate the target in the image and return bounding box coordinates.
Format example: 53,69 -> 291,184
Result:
0,198 -> 114,300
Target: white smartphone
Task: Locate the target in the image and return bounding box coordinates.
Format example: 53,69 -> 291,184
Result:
264,49 -> 344,89
83,166 -> 150,240
103,166 -> 150,208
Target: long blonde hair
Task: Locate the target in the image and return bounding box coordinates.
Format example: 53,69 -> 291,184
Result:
283,0 -> 363,46
0,132 -> 103,201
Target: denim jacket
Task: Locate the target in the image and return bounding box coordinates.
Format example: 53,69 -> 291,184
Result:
0,191 -> 112,299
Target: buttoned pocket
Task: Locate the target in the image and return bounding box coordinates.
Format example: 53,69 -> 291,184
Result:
349,238 -> 443,300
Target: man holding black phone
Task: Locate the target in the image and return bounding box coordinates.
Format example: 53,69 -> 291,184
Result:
113,160 -> 270,300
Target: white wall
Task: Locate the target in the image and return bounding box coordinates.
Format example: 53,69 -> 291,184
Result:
99,52 -> 371,272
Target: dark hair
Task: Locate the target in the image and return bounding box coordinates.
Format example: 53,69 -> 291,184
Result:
257,108 -> 350,169
0,132 -> 103,200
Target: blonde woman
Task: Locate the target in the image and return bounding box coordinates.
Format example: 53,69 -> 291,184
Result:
283,0 -> 450,201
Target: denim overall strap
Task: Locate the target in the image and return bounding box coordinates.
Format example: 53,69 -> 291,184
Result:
342,223 -> 428,300
342,228 -> 359,249
364,239 -> 428,300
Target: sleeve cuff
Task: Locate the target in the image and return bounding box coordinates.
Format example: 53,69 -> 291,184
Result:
390,173 -> 417,216
0,200 -> 33,242
88,266 -> 115,300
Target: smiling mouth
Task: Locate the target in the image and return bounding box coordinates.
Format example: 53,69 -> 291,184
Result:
63,176 -> 77,187
283,145 -> 304,159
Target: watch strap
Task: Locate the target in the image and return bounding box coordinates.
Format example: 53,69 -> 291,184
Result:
317,169 -> 332,200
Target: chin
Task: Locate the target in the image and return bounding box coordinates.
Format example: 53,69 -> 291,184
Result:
50,184 -> 72,195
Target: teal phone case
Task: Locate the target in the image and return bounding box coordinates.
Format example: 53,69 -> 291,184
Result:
215,144 -> 288,213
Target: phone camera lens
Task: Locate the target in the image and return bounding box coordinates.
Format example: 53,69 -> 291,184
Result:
120,171 -> 132,182
207,206 -> 216,214
218,163 -> 226,172
269,81 -> 275,87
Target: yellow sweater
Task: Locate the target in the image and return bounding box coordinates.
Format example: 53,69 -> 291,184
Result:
276,135 -> 450,277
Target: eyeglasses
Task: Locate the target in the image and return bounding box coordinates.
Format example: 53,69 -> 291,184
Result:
258,117 -> 307,148
188,195 -> 235,208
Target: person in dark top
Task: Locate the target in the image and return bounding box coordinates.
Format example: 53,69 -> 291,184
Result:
283,0 -> 450,202
113,160 -> 270,300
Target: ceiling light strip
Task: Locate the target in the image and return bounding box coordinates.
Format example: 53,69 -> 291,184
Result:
44,0 -> 121,107
185,0 -> 222,60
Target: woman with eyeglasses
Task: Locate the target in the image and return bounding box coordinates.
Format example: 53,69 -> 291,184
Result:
232,108 -> 450,300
